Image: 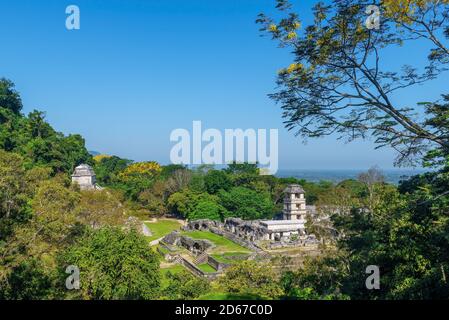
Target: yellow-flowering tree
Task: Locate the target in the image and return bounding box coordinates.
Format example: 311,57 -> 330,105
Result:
382,0 -> 449,62
118,161 -> 162,200
257,0 -> 449,165
93,154 -> 112,163
120,161 -> 162,179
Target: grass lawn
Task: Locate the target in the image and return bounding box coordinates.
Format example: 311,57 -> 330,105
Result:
156,244 -> 169,256
160,264 -> 187,287
181,231 -> 250,254
197,263 -> 216,273
210,252 -> 250,264
145,219 -> 182,242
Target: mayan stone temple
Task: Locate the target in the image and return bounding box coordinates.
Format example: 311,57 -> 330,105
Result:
182,184 -> 317,249
71,164 -> 102,190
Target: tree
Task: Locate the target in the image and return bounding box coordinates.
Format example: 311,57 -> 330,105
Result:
160,164 -> 187,179
189,198 -> 223,221
0,178 -> 80,298
280,251 -> 350,300
138,180 -> 169,217
27,110 -> 53,139
167,189 -> 223,220
78,190 -> 126,228
117,161 -> 162,200
382,0 -> 449,65
218,187 -> 275,220
330,180 -> 449,299
0,78 -> 23,115
59,227 -> 161,300
204,170 -> 232,194
421,95 -> 449,168
161,270 -> 210,300
219,261 -> 283,299
0,258 -> 58,300
0,88 -> 93,175
257,0 -> 449,165
165,169 -> 192,195
225,162 -> 260,175
93,155 -> 132,185
358,166 -> 386,210
0,150 -> 30,240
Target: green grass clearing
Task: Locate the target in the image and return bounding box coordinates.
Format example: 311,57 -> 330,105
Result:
156,245 -> 169,256
197,263 -> 217,273
145,219 -> 182,242
210,252 -> 250,264
181,231 -> 250,254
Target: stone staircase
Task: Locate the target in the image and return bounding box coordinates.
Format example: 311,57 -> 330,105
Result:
173,255 -> 183,264
194,252 -> 209,265
248,250 -> 271,261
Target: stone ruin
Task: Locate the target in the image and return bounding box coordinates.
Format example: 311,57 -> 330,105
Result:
71,164 -> 103,190
184,218 -> 312,249
163,231 -> 214,255
182,184 -> 320,249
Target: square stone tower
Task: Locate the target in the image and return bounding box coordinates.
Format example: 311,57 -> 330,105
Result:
71,164 -> 97,190
283,184 -> 307,221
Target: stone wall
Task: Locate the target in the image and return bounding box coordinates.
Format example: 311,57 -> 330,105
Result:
174,255 -> 223,280
207,255 -> 230,272
162,231 -> 214,255
184,219 -> 320,250
184,220 -> 262,251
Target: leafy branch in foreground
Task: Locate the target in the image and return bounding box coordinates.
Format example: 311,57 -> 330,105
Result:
257,0 -> 449,165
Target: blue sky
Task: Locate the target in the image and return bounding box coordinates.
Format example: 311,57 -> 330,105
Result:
1,0 -> 446,170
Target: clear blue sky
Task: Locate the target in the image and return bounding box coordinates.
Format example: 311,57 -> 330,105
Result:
1,0 -> 446,170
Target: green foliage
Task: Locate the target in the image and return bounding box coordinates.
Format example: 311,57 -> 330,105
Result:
3,78 -> 449,301
219,261 -> 283,299
337,179 -> 368,198
115,161 -> 162,200
225,162 -> 260,175
422,95 -> 449,168
0,258 -> 58,300
189,198 -> 223,221
161,270 -> 210,300
160,164 -> 187,179
93,155 -> 132,185
0,83 -> 92,174
188,172 -> 206,192
0,150 -> 31,240
168,189 -> 224,220
301,180 -> 334,204
280,253 -> 350,300
59,227 -> 161,300
218,187 -> 275,220
257,0 -> 449,165
204,170 -> 232,194
0,78 -> 22,114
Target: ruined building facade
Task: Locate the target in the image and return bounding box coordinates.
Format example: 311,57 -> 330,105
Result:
185,184 -> 317,248
71,164 -> 102,190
